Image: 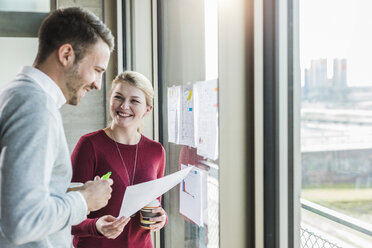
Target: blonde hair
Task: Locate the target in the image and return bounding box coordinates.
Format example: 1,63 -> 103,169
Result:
110,71 -> 153,107
108,71 -> 153,133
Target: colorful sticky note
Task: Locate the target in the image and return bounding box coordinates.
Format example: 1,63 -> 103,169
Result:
187,90 -> 193,100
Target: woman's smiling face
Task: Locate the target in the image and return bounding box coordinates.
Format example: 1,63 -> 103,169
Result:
109,81 -> 152,129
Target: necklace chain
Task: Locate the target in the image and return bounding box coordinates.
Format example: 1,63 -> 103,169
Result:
110,130 -> 138,185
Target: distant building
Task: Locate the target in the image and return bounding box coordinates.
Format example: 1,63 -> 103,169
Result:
333,58 -> 347,88
309,58 -> 328,88
304,68 -> 310,97
303,58 -> 347,90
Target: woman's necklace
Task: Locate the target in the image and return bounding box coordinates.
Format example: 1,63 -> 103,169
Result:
110,129 -> 139,185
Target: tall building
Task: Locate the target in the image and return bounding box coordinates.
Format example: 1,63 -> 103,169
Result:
303,68 -> 310,97
308,58 -> 328,88
303,58 -> 347,90
333,58 -> 347,88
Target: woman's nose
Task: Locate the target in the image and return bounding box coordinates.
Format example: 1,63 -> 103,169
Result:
120,103 -> 129,109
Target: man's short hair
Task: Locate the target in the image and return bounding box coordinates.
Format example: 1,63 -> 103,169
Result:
34,7 -> 114,65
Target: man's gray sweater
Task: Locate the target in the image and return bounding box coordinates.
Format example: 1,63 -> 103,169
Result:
0,77 -> 87,247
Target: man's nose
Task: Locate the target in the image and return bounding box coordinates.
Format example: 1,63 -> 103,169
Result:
91,75 -> 103,90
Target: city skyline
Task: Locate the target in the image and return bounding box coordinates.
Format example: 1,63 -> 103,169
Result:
304,58 -> 347,89
300,0 -> 372,87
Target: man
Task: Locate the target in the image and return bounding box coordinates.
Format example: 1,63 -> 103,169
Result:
0,7 -> 127,247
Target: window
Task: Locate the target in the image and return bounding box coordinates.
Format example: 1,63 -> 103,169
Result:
158,1 -> 220,247
0,0 -> 50,12
300,0 -> 372,246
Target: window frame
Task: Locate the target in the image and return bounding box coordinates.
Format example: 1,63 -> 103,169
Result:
0,0 -> 55,37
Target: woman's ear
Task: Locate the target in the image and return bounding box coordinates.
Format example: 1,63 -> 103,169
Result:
143,105 -> 153,118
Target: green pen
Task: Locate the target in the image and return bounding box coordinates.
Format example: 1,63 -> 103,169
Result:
101,171 -> 112,180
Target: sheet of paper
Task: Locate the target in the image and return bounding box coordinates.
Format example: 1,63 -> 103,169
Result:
167,86 -> 180,143
202,168 -> 208,225
195,79 -> 218,160
179,164 -> 205,226
119,166 -> 193,217
207,174 -> 219,238
179,84 -> 196,147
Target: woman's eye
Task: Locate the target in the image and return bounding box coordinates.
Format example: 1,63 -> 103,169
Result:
132,99 -> 140,103
114,96 -> 123,100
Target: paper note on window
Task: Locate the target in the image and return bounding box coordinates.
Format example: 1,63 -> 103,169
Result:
179,84 -> 196,147
179,164 -> 206,226
119,166 -> 193,217
167,86 -> 181,143
195,79 -> 218,160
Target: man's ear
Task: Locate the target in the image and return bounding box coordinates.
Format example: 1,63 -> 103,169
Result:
58,44 -> 75,67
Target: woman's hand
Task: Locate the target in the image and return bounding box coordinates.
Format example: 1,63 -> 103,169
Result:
149,207 -> 167,231
96,215 -> 130,239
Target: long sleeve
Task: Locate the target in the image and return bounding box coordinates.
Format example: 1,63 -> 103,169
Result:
0,87 -> 87,245
71,136 -> 96,184
72,132 -> 167,248
156,146 -> 166,202
71,136 -> 102,237
157,146 -> 166,180
71,218 -> 101,237
156,146 -> 168,226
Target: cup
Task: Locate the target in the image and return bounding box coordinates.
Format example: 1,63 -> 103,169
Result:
140,199 -> 161,229
67,182 -> 84,192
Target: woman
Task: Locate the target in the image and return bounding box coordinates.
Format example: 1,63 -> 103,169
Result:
71,71 -> 167,248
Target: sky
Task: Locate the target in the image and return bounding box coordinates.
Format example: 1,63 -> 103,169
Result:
300,0 -> 372,86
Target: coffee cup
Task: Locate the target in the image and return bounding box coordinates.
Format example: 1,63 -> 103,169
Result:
67,182 -> 84,192
140,199 -> 161,229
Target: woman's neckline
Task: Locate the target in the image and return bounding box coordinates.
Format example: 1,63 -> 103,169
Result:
101,129 -> 143,147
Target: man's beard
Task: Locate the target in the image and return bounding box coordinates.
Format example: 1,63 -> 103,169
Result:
65,65 -> 84,105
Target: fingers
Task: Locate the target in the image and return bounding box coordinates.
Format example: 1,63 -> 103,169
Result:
102,215 -> 117,222
105,178 -> 113,186
150,213 -> 167,223
99,216 -> 131,239
98,179 -> 113,201
81,179 -> 113,212
149,209 -> 166,232
94,174 -> 113,184
152,207 -> 166,214
94,175 -> 113,185
116,216 -> 130,231
110,216 -> 129,229
122,216 -> 131,226
149,216 -> 166,231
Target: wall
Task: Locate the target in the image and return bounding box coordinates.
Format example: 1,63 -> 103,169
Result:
58,0 -> 114,152
0,38 -> 38,87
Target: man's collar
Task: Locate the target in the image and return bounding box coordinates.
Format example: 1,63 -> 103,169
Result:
16,66 -> 66,109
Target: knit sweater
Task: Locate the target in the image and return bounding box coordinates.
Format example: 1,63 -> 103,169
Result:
71,130 -> 165,248
0,70 -> 87,248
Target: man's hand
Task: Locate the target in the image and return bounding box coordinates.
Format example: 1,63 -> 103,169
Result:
79,176 -> 113,211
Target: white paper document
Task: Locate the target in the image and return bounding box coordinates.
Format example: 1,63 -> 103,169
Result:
195,79 -> 218,160
167,86 -> 181,143
179,84 -> 196,147
119,166 -> 193,217
179,164 -> 206,226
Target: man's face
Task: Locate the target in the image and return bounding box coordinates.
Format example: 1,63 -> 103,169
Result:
64,39 -> 110,105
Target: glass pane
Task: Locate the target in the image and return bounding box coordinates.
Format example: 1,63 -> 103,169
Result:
158,0 -> 219,247
300,0 -> 372,247
0,37 -> 38,87
0,0 -> 50,12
